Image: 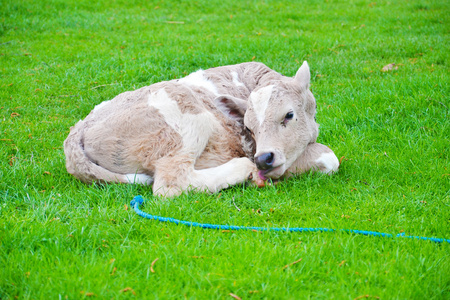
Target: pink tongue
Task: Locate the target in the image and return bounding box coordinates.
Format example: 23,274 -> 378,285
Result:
258,170 -> 268,181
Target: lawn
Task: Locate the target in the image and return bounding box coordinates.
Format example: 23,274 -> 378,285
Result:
1,0 -> 449,298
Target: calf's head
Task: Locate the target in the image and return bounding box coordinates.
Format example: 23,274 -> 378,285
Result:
215,61 -> 318,180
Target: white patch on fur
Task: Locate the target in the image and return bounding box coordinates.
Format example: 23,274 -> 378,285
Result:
231,71 -> 245,87
250,85 -> 273,125
125,173 -> 153,185
148,88 -> 218,156
315,152 -> 339,174
178,70 -> 219,96
92,100 -> 111,113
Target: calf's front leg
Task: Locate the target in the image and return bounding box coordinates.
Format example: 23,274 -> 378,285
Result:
152,156 -> 258,197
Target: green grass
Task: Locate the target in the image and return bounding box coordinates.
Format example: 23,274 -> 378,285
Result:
1,0 -> 449,298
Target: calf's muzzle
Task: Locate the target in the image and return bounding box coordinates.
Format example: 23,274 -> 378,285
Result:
255,152 -> 275,170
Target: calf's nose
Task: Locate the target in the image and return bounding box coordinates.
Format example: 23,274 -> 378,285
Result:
255,152 -> 274,170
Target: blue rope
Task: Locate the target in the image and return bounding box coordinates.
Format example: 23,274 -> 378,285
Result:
130,195 -> 450,244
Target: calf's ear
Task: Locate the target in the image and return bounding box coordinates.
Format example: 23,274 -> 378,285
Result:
214,95 -> 247,123
294,61 -> 311,90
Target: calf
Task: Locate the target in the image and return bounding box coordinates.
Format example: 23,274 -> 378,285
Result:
64,62 -> 339,197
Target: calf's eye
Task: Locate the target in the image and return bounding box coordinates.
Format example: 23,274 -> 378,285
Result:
285,111 -> 294,121
282,111 -> 294,127
283,111 -> 294,126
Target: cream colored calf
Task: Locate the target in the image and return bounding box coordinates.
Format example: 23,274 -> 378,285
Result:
64,62 -> 339,196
